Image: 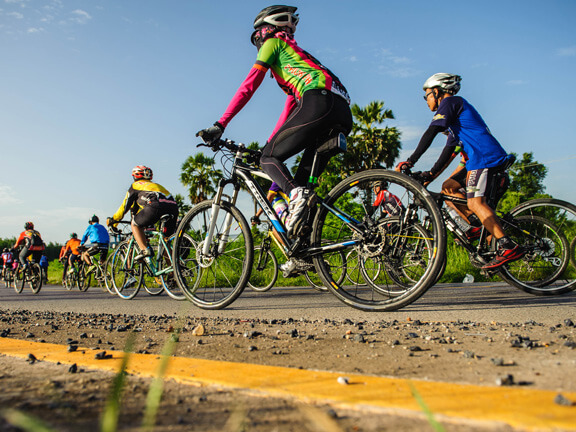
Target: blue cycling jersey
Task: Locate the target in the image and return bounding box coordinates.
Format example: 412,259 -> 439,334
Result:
431,96 -> 508,170
81,223 -> 110,245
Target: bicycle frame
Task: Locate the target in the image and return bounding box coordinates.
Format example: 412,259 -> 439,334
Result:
203,145 -> 366,261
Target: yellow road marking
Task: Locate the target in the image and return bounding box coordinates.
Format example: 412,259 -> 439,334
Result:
1,338 -> 575,430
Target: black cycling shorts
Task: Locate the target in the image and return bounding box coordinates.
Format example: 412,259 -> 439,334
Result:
133,203 -> 178,236
260,89 -> 352,193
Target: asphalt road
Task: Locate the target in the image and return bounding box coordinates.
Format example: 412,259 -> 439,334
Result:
1,281 -> 574,325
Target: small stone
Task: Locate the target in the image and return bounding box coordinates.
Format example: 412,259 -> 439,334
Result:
192,324 -> 205,336
27,353 -> 37,364
490,358 -> 505,366
95,351 -> 111,360
67,345 -> 78,353
337,376 -> 349,385
68,363 -> 78,373
563,341 -> 576,349
353,334 -> 365,343
409,346 -> 423,352
554,393 -> 574,406
496,374 -> 515,386
248,345 -> 258,352
564,319 -> 574,327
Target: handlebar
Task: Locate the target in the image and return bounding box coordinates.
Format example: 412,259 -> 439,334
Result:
197,136 -> 261,165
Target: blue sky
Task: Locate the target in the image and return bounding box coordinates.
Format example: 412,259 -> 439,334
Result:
1,0 -> 575,243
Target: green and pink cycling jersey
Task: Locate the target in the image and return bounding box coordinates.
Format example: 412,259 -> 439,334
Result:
218,31 -> 350,140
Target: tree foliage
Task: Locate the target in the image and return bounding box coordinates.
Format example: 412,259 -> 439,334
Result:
498,152 -> 550,213
314,100 -> 402,196
179,153 -> 223,204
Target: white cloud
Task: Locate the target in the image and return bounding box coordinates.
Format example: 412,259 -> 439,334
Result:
70,9 -> 91,24
0,184 -> 22,206
27,26 -> 43,33
375,48 -> 420,78
7,11 -> 23,19
556,46 -> 576,57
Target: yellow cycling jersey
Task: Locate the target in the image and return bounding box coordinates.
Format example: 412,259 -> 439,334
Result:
112,180 -> 176,221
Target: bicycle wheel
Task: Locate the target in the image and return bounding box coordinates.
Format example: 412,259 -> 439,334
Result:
372,220 -> 434,291
103,254 -> 116,295
29,263 -> 42,294
508,198 -> 576,294
247,246 -> 278,292
155,235 -> 186,301
305,249 -> 347,292
14,267 -> 24,294
111,241 -> 142,300
78,264 -> 92,292
172,199 -> 253,309
311,169 -> 446,312
497,215 -> 570,295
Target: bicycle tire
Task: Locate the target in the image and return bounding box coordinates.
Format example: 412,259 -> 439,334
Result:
304,249 -> 347,292
103,254 -> 116,295
14,267 -> 24,294
29,263 -> 42,294
172,199 -> 253,310
247,246 -> 278,292
79,266 -> 92,292
311,169 -> 446,312
156,234 -> 186,301
111,241 -> 142,300
507,197 -> 576,294
497,215 -> 570,295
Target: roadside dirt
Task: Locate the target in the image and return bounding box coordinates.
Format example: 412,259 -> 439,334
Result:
1,308 -> 575,431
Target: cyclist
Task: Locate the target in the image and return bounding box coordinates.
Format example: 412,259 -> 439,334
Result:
107,165 -> 178,262
80,215 -> 110,270
1,248 -> 14,280
60,233 -> 81,280
395,73 -> 524,269
197,5 -> 352,238
13,222 -> 45,266
372,180 -> 403,216
39,255 -> 49,284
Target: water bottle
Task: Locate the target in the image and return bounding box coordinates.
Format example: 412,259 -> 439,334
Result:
447,207 -> 472,232
272,196 -> 288,224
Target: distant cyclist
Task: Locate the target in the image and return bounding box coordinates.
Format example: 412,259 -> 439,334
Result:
107,165 -> 178,262
13,222 -> 45,266
60,233 -> 81,280
1,248 -> 14,279
395,73 -> 524,269
80,215 -> 110,269
372,180 -> 403,217
197,5 -> 352,238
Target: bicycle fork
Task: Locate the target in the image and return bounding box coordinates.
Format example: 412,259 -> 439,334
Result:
202,184 -> 240,257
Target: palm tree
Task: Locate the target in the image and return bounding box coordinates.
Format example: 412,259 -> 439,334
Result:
345,100 -> 401,172
315,100 -> 402,196
179,153 -> 223,204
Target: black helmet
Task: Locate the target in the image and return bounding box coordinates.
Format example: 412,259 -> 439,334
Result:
70,232 -> 78,239
24,221 -> 34,230
253,5 -> 298,31
89,215 -> 99,223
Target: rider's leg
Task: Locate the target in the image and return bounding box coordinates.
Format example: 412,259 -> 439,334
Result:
132,223 -> 148,252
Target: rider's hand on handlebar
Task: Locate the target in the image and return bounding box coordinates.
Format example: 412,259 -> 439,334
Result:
395,160 -> 413,172
196,122 -> 224,143
250,216 -> 261,226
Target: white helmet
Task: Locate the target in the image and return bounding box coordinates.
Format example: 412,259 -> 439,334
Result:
253,5 -> 299,32
423,73 -> 462,95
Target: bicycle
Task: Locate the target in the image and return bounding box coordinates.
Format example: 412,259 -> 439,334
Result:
171,134 -> 446,311
62,256 -> 82,291
405,169 -> 574,296
13,257 -> 43,294
110,215 -> 186,300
